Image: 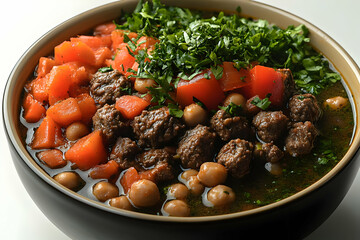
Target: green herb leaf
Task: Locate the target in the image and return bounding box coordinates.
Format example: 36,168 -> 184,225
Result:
219,102 -> 242,116
251,95 -> 272,110
168,103 -> 184,118
98,65 -> 113,73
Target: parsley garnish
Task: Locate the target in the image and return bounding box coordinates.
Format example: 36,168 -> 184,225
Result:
98,65 -> 113,73
251,95 -> 272,110
219,102 -> 242,117
117,0 -> 341,108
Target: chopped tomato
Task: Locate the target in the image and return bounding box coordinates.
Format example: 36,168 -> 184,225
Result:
176,69 -> 225,110
219,62 -> 251,91
242,65 -> 284,106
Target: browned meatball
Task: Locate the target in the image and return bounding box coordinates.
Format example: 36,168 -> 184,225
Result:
92,104 -> 130,144
253,142 -> 284,163
252,111 -> 289,143
210,109 -> 250,142
177,125 -> 217,169
137,149 -> 175,182
90,70 -> 131,107
110,137 -> 140,170
132,107 -> 185,148
288,94 -> 321,122
285,121 -> 318,157
216,139 -> 253,178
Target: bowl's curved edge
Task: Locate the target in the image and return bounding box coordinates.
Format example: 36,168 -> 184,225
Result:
3,0 -> 360,225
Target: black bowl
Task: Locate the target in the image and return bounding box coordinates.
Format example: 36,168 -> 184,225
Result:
3,1 -> 360,239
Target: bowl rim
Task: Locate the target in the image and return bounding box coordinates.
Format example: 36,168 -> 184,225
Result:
3,0 -> 360,223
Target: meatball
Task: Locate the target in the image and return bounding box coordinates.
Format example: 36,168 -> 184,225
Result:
110,137 -> 140,170
252,111 -> 289,143
253,143 -> 284,163
90,70 -> 131,107
210,109 -> 250,142
177,125 -> 217,169
132,107 -> 185,148
288,94 -> 321,122
92,104 -> 130,144
137,149 -> 176,182
285,121 -> 318,157
216,139 -> 253,178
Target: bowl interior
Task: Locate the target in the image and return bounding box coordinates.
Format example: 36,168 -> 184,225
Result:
3,0 -> 360,222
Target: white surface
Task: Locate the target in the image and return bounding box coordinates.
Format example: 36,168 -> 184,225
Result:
0,0 -> 359,239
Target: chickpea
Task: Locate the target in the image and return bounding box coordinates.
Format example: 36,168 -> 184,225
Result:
324,96 -> 348,110
207,185 -> 235,207
93,181 -> 119,202
65,122 -> 89,141
134,78 -> 156,93
167,183 -> 189,200
197,162 -> 227,187
53,172 -> 83,191
179,169 -> 198,182
163,200 -> 190,217
223,93 -> 246,107
187,176 -> 205,196
109,196 -> 133,211
264,162 -> 283,176
129,179 -> 160,207
183,103 -> 208,127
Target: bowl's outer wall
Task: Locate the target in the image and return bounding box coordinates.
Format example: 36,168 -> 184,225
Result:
3,0 -> 360,239
7,131 -> 360,240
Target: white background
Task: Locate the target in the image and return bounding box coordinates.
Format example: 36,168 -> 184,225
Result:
0,0 -> 359,239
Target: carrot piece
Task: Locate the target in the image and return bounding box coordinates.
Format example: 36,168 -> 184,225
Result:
37,149 -> 67,169
89,160 -> 119,180
65,130 -> 108,170
23,93 -> 46,123
54,41 -> 96,66
71,35 -> 112,50
37,57 -> 56,78
29,75 -> 49,104
32,117 -> 65,149
94,22 -> 116,35
23,95 -> 45,121
47,64 -> 72,104
111,30 -> 138,50
113,46 -> 136,77
120,167 -> 140,193
115,95 -> 150,120
94,47 -> 112,67
46,98 -> 82,127
64,62 -> 90,86
76,93 -> 97,125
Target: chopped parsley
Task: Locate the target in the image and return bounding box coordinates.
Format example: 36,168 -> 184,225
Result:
117,0 -> 340,109
251,95 -> 272,110
219,102 -> 242,116
98,65 -> 113,73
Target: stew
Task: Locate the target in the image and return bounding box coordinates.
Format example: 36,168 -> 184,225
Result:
20,0 -> 354,217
